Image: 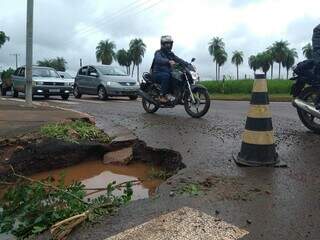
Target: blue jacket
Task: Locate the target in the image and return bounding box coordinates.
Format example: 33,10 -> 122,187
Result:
151,49 -> 188,74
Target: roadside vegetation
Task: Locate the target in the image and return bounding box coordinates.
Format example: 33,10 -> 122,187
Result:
37,57 -> 67,71
201,79 -> 292,95
0,31 -> 9,48
40,120 -> 110,144
0,172 -> 133,239
208,37 -> 312,81
201,79 -> 292,101
148,167 -> 173,180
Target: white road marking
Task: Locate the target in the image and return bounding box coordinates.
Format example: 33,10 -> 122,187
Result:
106,207 -> 249,240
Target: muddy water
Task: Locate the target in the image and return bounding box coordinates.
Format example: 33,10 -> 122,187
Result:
31,161 -> 163,200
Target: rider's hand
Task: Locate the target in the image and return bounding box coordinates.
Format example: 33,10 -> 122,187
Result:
169,60 -> 176,66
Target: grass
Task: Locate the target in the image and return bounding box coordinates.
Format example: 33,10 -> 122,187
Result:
148,167 -> 172,180
40,120 -> 110,143
201,79 -> 292,95
177,183 -> 202,197
200,79 -> 293,102
212,93 -> 292,102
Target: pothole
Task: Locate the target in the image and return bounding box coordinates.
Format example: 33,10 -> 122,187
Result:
31,161 -> 164,201
0,136 -> 185,200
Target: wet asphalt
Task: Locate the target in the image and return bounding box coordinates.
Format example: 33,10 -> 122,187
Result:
37,96 -> 320,240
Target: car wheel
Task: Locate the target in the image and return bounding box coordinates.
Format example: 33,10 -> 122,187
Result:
129,95 -> 138,100
98,86 -> 108,100
61,94 -> 69,100
73,85 -> 82,98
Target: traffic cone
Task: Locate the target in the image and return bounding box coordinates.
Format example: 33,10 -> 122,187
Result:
235,73 -> 279,166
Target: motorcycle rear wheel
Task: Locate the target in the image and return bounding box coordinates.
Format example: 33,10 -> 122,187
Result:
142,98 -> 159,114
184,87 -> 210,118
297,87 -> 320,134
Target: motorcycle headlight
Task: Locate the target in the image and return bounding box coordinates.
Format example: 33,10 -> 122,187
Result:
190,71 -> 199,81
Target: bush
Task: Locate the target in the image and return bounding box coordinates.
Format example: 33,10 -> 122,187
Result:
0,68 -> 14,81
201,79 -> 292,94
40,120 -> 110,143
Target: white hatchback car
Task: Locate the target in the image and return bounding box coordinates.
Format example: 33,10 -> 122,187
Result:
12,66 -> 74,100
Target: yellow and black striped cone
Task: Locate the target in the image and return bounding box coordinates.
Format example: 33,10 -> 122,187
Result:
235,73 -> 279,166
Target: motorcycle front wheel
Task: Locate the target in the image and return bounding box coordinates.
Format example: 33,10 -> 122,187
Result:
184,87 -> 210,118
142,98 -> 159,114
297,87 -> 320,134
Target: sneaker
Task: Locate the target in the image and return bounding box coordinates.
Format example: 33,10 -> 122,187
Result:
159,95 -> 169,103
167,94 -> 176,101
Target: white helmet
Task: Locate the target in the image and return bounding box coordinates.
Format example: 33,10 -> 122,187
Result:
161,35 -> 173,51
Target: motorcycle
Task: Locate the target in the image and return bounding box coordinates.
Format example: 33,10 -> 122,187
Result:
291,59 -> 320,133
138,58 -> 211,118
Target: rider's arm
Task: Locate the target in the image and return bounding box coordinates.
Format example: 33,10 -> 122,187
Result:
154,51 -> 169,66
171,53 -> 188,66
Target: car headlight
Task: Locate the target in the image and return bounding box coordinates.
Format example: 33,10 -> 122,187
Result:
190,71 -> 199,80
106,81 -> 118,86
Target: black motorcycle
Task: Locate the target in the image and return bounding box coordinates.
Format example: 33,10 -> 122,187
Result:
138,58 -> 211,118
291,59 -> 320,133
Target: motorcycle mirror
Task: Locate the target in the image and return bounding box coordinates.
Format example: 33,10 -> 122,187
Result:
191,58 -> 196,63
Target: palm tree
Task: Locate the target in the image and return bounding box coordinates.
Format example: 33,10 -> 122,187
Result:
37,57 -> 67,71
129,38 -> 146,82
0,31 -> 9,48
271,41 -> 289,79
216,49 -> 228,81
96,40 -> 116,65
231,51 -> 244,80
256,51 -> 272,77
282,48 -> 298,79
266,47 -> 276,79
302,43 -> 313,60
248,55 -> 259,75
208,37 -> 225,80
116,49 -> 130,74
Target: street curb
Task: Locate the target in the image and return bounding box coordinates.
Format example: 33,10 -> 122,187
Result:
40,103 -> 96,124
0,97 -> 96,124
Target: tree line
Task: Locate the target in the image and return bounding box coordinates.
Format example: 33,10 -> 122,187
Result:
0,30 -> 315,81
95,38 -> 146,82
208,37 -> 313,80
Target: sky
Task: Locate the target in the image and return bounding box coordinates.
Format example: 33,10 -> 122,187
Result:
0,0 -> 319,79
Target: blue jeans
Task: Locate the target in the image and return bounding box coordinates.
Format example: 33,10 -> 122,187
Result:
153,72 -> 171,96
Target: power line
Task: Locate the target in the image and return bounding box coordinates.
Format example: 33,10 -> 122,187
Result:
74,0 -> 151,38
74,0 -> 147,35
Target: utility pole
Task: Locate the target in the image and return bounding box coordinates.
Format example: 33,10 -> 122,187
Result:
10,53 -> 20,69
80,58 -> 83,67
25,0 -> 34,106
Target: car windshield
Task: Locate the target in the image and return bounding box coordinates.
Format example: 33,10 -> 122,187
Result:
32,68 -> 60,78
60,72 -> 73,79
96,66 -> 128,76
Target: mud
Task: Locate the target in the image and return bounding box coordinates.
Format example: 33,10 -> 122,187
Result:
31,161 -> 164,200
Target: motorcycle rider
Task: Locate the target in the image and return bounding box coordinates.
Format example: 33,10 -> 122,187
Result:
312,24 -> 320,61
312,24 -> 320,109
151,35 -> 188,103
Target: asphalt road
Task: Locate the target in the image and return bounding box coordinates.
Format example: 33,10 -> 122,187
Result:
21,95 -> 320,240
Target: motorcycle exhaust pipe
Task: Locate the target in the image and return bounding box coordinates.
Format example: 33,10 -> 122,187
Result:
137,90 -> 159,106
293,98 -> 320,119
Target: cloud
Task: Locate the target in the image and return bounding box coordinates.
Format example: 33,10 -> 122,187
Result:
1,0 -> 320,79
